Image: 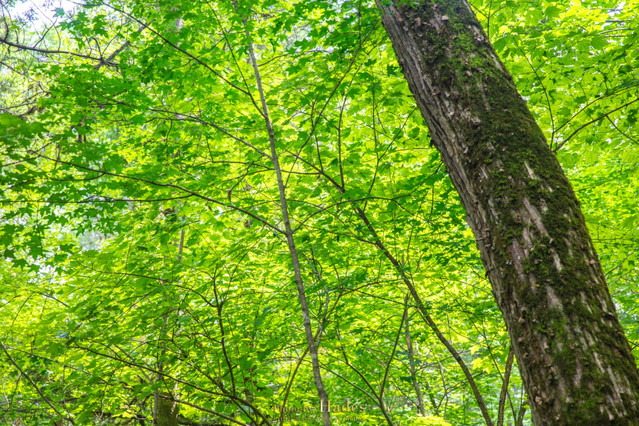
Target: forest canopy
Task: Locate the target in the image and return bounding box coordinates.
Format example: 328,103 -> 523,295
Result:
1,0 -> 638,424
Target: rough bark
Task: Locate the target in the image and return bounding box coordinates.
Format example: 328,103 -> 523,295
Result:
377,0 -> 639,424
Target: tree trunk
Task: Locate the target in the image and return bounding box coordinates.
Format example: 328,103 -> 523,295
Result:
245,26 -> 331,426
154,392 -> 179,426
377,0 -> 639,423
403,297 -> 427,416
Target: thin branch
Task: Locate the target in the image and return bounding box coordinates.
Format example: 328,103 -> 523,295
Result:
0,342 -> 72,423
0,35 -> 112,65
554,98 -> 639,151
103,2 -> 251,97
37,154 -> 283,234
0,194 -> 194,204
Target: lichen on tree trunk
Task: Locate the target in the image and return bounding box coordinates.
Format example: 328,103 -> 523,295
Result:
377,0 -> 639,423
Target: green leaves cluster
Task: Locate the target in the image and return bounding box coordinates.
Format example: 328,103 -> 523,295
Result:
1,0 -> 637,424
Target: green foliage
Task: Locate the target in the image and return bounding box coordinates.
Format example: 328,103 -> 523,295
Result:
0,0 -> 637,425
411,415 -> 453,425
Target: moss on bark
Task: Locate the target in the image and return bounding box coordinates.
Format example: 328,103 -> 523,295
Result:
379,0 -> 639,423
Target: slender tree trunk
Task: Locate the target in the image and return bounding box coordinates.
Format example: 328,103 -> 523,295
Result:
497,346 -> 514,426
403,297 -> 426,417
245,28 -> 331,426
154,315 -> 179,426
154,228 -> 184,426
515,403 -> 527,426
377,0 -> 639,424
